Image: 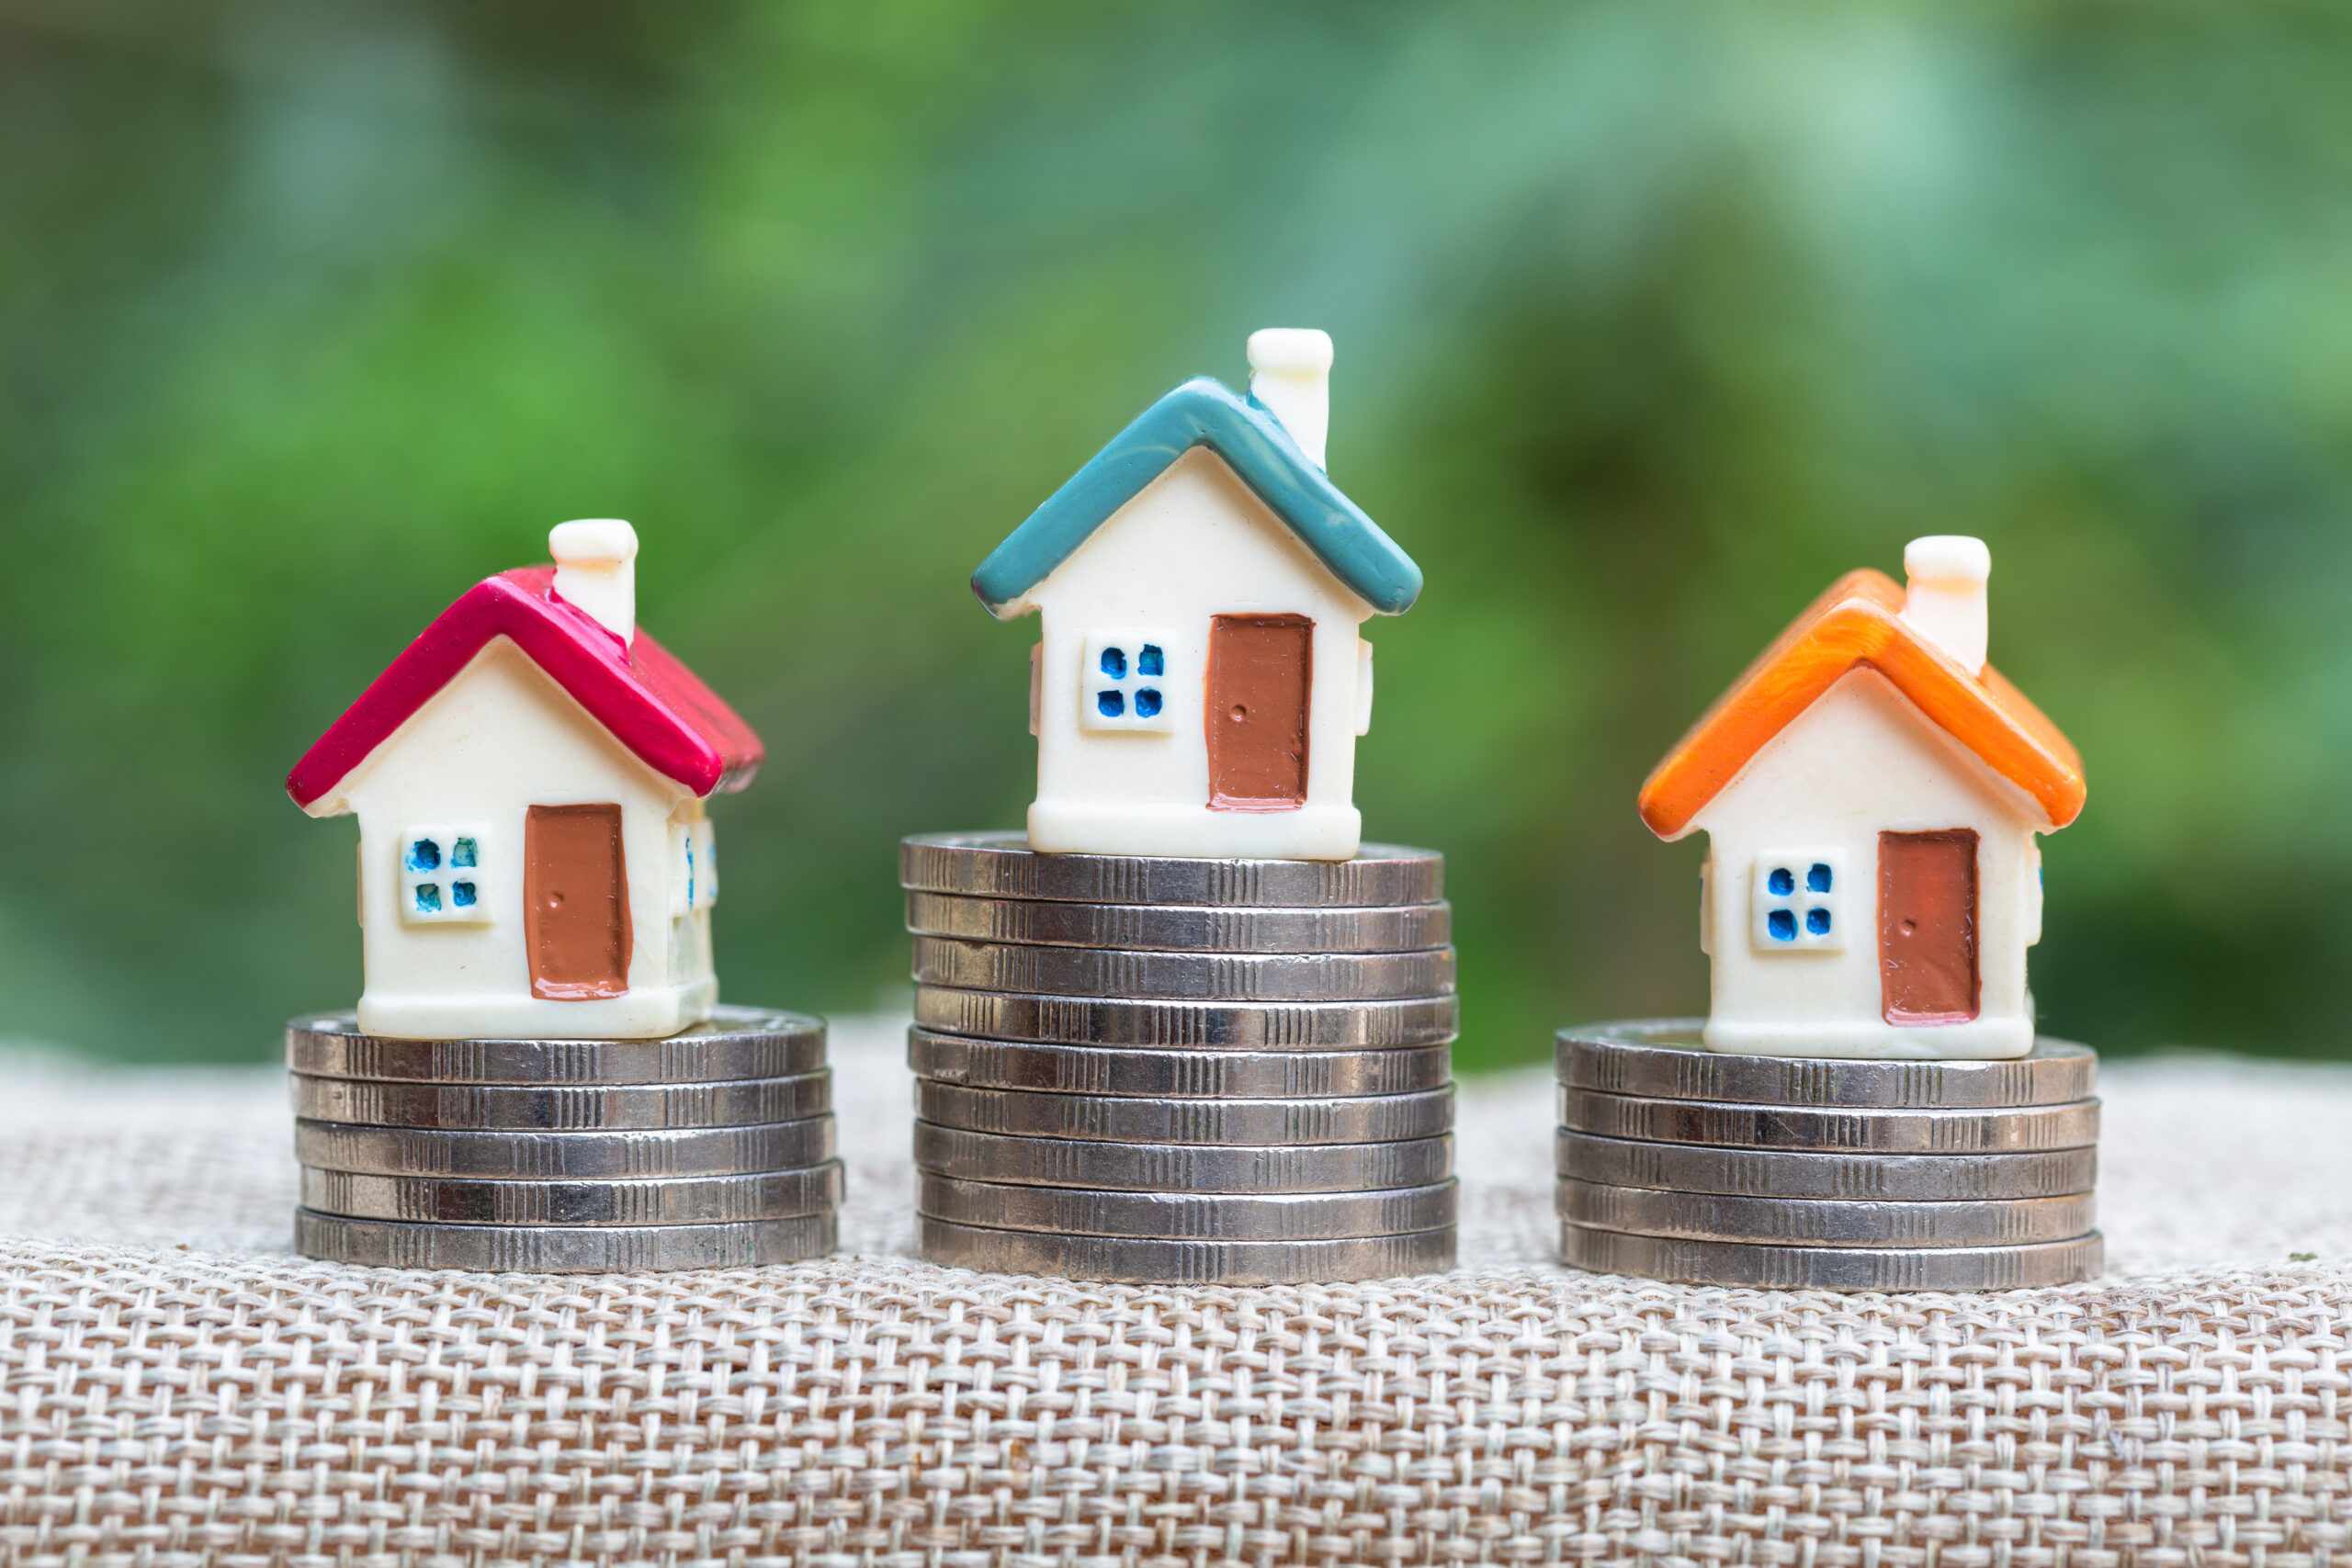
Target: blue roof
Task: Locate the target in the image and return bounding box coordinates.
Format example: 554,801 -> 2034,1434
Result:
970,376 -> 1423,617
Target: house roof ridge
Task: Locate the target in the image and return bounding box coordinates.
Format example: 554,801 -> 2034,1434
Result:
969,375 -> 1422,617
1637,568 -> 2085,839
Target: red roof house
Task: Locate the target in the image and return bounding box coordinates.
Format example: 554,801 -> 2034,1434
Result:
289,521 -> 763,1041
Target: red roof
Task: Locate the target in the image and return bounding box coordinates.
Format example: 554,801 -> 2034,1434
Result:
1638,570 -> 2085,839
288,566 -> 763,809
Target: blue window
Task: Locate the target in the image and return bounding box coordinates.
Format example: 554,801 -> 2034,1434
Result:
675,818 -> 718,914
1082,630 -> 1177,731
1751,850 -> 1844,953
400,825 -> 492,924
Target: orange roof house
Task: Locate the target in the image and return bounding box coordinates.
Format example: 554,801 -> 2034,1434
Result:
1640,537 -> 2086,1061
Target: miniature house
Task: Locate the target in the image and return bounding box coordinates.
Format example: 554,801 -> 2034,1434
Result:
971,329 -> 1423,862
1638,537 -> 2086,1059
287,521 -> 763,1041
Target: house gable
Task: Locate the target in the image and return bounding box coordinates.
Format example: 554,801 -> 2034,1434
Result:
1696,666 -> 2046,846
1033,446 -> 1364,622
328,637 -> 691,822
971,377 -> 1422,620
288,566 -> 762,814
1640,570 -> 2084,840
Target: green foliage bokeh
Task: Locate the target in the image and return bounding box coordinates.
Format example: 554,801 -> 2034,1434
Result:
4,0 -> 2349,1066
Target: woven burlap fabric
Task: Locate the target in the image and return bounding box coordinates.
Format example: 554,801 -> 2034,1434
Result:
1,1021 -> 2349,1566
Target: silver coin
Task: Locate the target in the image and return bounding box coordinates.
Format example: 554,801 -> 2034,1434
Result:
905,891 -> 1451,954
915,1122 -> 1454,1192
1557,1180 -> 2096,1248
918,1214 -> 1455,1284
912,937 -> 1453,1001
1556,1130 -> 2097,1201
917,1082 -> 1453,1145
919,1173 -> 1457,1240
908,1029 -> 1451,1098
1560,1088 -> 2099,1153
1561,1224 -> 2105,1291
285,1007 -> 825,1085
915,987 -> 1459,1050
1555,1020 -> 2098,1109
294,1210 -> 839,1272
296,1116 -> 836,1179
900,831 -> 1444,908
291,1071 -> 831,1131
301,1163 -> 843,1226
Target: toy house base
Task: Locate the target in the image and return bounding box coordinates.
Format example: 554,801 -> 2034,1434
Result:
355,976 -> 718,1043
1028,801 -> 1364,863
1701,1011 -> 2035,1061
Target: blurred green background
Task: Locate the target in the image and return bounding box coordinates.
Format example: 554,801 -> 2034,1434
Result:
4,0 -> 2348,1067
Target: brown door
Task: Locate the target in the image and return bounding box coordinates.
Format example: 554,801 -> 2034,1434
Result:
1206,615 -> 1312,810
525,804 -> 632,999
1878,829 -> 1979,1024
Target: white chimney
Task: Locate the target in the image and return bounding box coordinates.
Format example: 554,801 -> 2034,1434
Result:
549,518 -> 639,644
1899,535 -> 1992,676
1246,328 -> 1333,470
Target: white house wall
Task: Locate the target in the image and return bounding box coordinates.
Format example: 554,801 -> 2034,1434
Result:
1026,446 -> 1374,859
1693,668 -> 2047,1059
319,637 -> 717,1040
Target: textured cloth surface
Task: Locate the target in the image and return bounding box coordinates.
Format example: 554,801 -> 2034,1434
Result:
0,1021 -> 2346,1566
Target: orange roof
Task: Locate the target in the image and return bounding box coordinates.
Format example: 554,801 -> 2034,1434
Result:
1638,570 -> 2086,840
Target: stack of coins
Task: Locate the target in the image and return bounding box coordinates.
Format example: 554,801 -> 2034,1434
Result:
901,832 -> 1459,1284
289,1007 -> 840,1271
1556,1021 -> 2102,1290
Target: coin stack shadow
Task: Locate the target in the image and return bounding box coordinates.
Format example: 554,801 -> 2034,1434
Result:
900,832 -> 1460,1285
1555,1021 -> 2102,1289
289,1007 -> 841,1271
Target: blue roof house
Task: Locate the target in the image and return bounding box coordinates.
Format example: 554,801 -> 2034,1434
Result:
971,329 -> 1423,861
